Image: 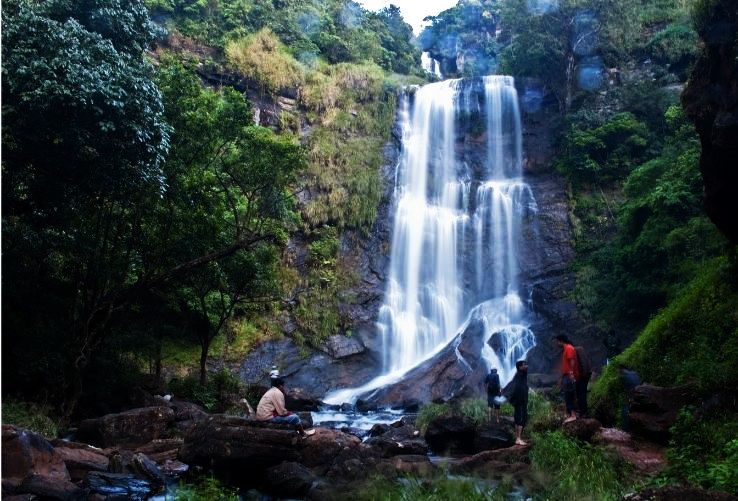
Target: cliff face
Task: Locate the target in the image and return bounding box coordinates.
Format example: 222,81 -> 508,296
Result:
518,105 -> 607,374
681,0 -> 738,244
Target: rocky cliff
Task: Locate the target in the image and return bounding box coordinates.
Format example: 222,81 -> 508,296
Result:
681,0 -> 738,244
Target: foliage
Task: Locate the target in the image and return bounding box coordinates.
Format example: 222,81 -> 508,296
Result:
3,400 -> 60,439
529,431 -> 630,500
419,0 -> 500,77
660,408 -> 738,494
173,475 -> 240,500
148,0 -> 421,75
359,476 -> 510,501
226,28 -> 304,94
527,391 -> 559,432
590,255 -> 738,419
460,398 -> 488,426
416,403 -> 452,433
168,368 -> 244,413
556,112 -> 651,185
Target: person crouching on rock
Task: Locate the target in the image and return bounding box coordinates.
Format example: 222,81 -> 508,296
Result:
256,377 -> 315,436
507,360 -> 529,446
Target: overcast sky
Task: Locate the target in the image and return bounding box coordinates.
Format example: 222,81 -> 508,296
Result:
358,0 -> 459,34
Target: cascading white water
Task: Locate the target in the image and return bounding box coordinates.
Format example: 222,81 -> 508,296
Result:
421,51 -> 443,79
325,76 -> 536,404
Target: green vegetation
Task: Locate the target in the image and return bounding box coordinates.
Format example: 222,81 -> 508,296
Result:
173,475 -> 240,500
3,400 -> 60,438
146,0 -> 422,75
359,476 -> 510,501
529,431 -> 630,500
419,0 -> 500,77
169,368 -> 245,413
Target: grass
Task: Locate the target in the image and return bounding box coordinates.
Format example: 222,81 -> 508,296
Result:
225,28 -> 303,94
528,431 -> 630,500
358,476 -> 512,501
3,399 -> 60,438
172,475 -> 240,500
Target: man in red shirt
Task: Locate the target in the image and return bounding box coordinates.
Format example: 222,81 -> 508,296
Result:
554,335 -> 579,423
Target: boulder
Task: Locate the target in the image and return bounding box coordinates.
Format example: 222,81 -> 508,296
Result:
18,474 -> 86,500
169,400 -> 207,422
365,436 -> 428,457
473,424 -> 515,451
85,471 -> 151,500
262,462 -> 317,498
595,428 -> 667,475
424,416 -> 477,455
321,335 -> 366,359
2,425 -> 70,491
629,384 -> 693,444
135,438 -> 183,463
76,406 -> 175,448
285,389 -> 322,412
297,428 -> 362,470
361,318 -> 487,407
298,411 -> 314,428
369,424 -> 390,437
562,417 -> 601,442
131,453 -> 165,491
54,446 -> 109,481
179,415 -> 301,470
160,459 -> 189,478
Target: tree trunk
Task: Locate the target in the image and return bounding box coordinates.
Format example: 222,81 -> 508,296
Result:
199,337 -> 211,386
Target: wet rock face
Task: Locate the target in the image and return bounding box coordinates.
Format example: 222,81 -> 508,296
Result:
682,0 -> 738,244
628,384 -> 694,444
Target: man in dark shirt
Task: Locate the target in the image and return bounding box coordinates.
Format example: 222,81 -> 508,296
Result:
507,360 -> 529,446
485,367 -> 502,423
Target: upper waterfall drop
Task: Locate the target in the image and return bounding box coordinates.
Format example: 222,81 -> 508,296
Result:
324,75 -> 537,405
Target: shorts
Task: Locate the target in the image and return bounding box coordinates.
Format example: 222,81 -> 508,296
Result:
513,403 -> 528,427
487,395 -> 501,409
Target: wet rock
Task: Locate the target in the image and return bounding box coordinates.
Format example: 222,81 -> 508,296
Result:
340,427 -> 368,440
356,399 -> 378,413
131,453 -> 165,492
362,318 -> 487,407
135,438 -> 183,463
262,462 -> 316,498
425,416 -> 477,455
2,425 -> 70,490
340,403 -> 355,413
450,447 -> 532,480
160,459 -> 189,478
76,407 -> 175,448
369,423 -> 390,437
321,335 -> 366,359
562,417 -> 601,442
629,384 -> 693,444
85,471 -> 150,500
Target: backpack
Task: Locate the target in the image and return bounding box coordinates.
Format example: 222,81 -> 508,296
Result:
575,346 -> 592,378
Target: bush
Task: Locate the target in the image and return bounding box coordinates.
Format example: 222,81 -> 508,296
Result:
225,28 -> 303,94
529,431 -> 629,500
416,403 -> 452,433
460,398 -> 488,426
527,391 -> 559,432
168,368 -> 245,413
3,400 -> 59,438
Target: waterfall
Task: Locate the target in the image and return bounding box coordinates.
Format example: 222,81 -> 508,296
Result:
325,76 -> 536,404
421,51 -> 443,79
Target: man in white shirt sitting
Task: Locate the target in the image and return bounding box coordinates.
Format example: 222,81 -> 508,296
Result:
256,377 -> 315,436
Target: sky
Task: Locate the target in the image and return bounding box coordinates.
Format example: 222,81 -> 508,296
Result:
358,0 -> 459,35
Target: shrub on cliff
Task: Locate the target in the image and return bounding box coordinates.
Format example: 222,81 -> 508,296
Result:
226,28 -> 304,94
